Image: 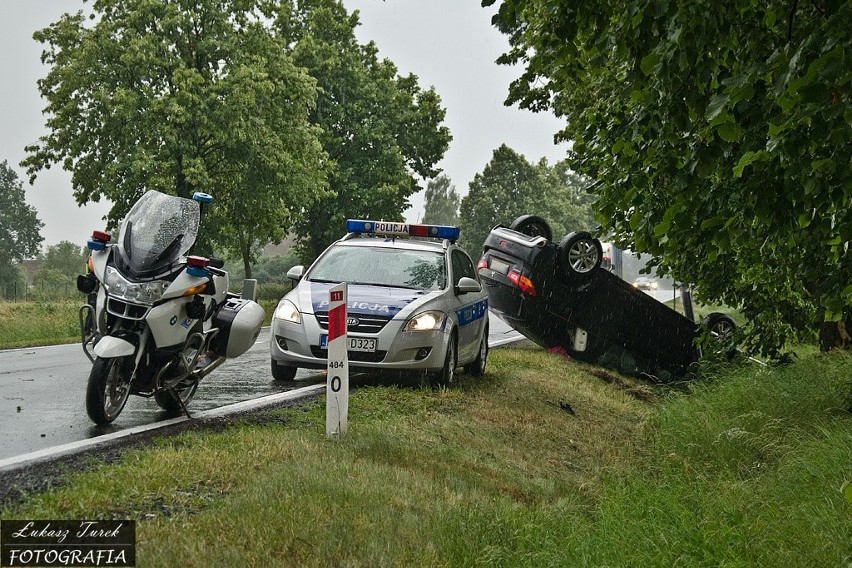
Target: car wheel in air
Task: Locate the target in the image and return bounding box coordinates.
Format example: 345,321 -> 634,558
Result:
558,232 -> 603,275
702,313 -> 737,339
510,215 -> 553,242
701,313 -> 739,360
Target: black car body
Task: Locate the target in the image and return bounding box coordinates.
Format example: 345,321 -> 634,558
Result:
476,216 -> 733,375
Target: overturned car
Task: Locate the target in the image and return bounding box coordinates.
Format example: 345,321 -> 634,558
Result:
476,215 -> 735,376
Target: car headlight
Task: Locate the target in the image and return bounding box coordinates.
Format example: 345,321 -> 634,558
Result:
103,266 -> 169,304
273,299 -> 301,324
404,310 -> 445,332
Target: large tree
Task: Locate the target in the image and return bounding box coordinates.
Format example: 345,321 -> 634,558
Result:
0,160 -> 43,299
275,0 -> 452,262
22,0 -> 328,277
486,0 -> 851,356
422,174 -> 461,227
459,144 -> 595,257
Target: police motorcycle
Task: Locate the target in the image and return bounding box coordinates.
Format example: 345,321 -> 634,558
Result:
76,190 -> 265,425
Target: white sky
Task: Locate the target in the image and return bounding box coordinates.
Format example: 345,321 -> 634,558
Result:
1,0 -> 567,250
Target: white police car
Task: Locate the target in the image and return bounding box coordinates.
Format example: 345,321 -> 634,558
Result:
270,220 -> 489,384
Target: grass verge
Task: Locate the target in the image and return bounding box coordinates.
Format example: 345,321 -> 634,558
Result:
1,346 -> 850,566
0,300 -> 279,350
0,301 -> 82,349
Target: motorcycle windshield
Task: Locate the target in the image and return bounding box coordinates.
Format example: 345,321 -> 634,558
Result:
117,190 -> 200,275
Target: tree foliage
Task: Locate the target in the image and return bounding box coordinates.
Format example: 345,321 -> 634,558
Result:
486,0 -> 851,356
0,160 -> 43,299
23,0 -> 328,277
276,0 -> 452,262
422,174 -> 461,226
39,241 -> 88,280
459,144 -> 595,257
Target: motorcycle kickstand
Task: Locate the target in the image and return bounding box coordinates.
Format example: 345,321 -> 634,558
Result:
168,387 -> 193,419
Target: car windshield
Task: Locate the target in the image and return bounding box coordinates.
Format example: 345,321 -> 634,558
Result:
117,190 -> 200,274
309,245 -> 447,290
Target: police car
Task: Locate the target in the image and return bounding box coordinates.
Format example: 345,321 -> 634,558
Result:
270,220 -> 490,384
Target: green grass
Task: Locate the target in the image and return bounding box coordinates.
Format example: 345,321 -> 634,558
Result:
0,299 -> 279,350
0,300 -> 83,348
2,346 -> 849,567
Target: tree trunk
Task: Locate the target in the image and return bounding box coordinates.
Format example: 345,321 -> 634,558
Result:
819,319 -> 852,351
239,233 -> 252,279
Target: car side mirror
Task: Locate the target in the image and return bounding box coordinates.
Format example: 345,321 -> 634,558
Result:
287,265 -> 305,281
455,276 -> 482,295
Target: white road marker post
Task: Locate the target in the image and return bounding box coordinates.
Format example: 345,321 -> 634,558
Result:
326,283 -> 349,438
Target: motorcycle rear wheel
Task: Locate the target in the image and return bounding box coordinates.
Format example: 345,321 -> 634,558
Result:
86,356 -> 133,425
154,378 -> 200,412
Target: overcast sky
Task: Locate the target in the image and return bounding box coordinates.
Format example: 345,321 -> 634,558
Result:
1,0 -> 567,250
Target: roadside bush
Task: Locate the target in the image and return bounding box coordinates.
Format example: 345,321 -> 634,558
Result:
256,282 -> 291,302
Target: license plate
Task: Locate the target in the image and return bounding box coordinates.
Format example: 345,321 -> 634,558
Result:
320,335 -> 377,352
490,257 -> 510,274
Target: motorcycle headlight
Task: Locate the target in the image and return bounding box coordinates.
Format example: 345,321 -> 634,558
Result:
274,299 -> 301,324
404,310 -> 446,332
103,266 -> 170,304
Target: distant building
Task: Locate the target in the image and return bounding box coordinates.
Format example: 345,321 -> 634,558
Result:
262,234 -> 296,257
20,259 -> 42,285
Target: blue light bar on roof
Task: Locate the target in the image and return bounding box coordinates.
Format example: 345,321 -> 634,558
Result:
346,219 -> 460,241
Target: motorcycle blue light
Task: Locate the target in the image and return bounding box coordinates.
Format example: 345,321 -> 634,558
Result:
87,230 -> 111,251
87,239 -> 106,251
186,256 -> 209,278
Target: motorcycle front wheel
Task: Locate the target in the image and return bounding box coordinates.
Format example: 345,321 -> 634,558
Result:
86,356 -> 134,425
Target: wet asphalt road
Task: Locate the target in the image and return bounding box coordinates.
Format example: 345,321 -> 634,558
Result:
0,313 -> 522,462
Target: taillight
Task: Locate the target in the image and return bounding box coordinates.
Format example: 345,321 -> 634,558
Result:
476,259 -> 488,271
508,270 -> 536,296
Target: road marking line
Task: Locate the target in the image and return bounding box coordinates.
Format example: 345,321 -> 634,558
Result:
0,383 -> 325,473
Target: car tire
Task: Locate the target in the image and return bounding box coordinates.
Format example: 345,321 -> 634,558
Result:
464,325 -> 489,376
433,331 -> 457,386
702,312 -> 737,339
558,232 -> 603,275
510,215 -> 553,242
701,313 -> 739,360
271,359 -> 298,381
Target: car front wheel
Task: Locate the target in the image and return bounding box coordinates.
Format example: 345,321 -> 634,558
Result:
432,332 -> 457,386
271,359 -> 298,381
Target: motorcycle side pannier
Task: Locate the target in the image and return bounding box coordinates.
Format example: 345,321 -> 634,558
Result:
211,297 -> 265,358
